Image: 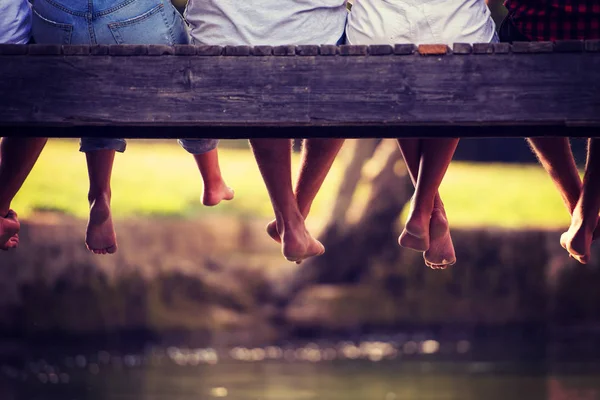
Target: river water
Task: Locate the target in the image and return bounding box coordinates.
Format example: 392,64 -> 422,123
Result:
1,337 -> 599,400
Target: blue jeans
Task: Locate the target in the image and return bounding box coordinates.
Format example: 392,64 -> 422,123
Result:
31,0 -> 218,154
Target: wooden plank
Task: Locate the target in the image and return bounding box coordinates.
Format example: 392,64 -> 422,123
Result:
196,45 -> 222,56
493,43 -> 511,54
585,40 -> 600,52
554,40 -> 585,53
473,43 -> 494,54
273,45 -> 296,56
369,45 -> 393,56
512,42 -> 553,53
148,45 -> 174,56
28,44 -> 61,55
0,53 -> 599,133
5,125 -> 597,139
174,45 -> 196,56
90,45 -> 109,56
340,45 -> 368,56
224,46 -> 250,56
452,43 -> 472,55
0,44 -> 27,55
109,45 -> 147,56
62,45 -> 90,56
296,45 -> 319,56
394,44 -> 416,55
319,45 -> 338,56
252,46 -> 273,56
418,44 -> 448,55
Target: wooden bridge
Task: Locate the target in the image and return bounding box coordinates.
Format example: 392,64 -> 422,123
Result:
0,41 -> 599,138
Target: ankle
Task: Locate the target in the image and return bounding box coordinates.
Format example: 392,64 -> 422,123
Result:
88,190 -> 111,205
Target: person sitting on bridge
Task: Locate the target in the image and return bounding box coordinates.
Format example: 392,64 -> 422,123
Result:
499,0 -> 600,264
0,0 -> 48,251
346,0 -> 498,269
184,0 -> 348,263
30,0 -> 234,255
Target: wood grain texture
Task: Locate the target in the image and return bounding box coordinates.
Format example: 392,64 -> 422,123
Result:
1,53 -> 599,137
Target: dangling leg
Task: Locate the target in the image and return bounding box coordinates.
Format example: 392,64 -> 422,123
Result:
179,139 -> 234,206
397,138 -> 456,268
560,138 -> 600,264
0,137 -> 48,250
266,138 -> 345,242
82,138 -> 124,255
249,138 -> 324,263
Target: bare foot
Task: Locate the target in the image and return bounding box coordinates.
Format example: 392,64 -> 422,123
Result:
560,216 -> 594,264
398,199 -> 430,252
274,214 -> 324,263
202,180 -> 234,207
1,210 -> 20,251
86,194 -> 117,255
266,219 -> 281,243
424,208 -> 456,269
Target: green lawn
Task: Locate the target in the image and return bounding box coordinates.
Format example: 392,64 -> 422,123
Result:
11,139 -> 571,229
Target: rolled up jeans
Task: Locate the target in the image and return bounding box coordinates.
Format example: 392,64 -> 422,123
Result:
31,0 -> 217,155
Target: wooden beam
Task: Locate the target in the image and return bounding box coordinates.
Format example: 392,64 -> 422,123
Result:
0,42 -> 599,138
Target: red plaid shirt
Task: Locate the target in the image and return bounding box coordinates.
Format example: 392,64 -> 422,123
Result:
504,0 -> 600,41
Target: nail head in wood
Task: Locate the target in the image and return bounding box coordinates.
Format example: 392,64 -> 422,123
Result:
196,45 -> 222,56
224,45 -> 250,56
319,45 -> 338,56
340,45 -> 368,56
90,45 -> 109,55
585,40 -> 600,52
394,44 -> 415,55
554,40 -> 584,52
418,44 -> 449,55
109,44 -> 148,56
296,45 -> 319,56
452,43 -> 472,54
0,44 -> 28,55
493,43 -> 511,54
147,45 -> 174,56
29,44 -> 62,55
368,44 -> 393,55
273,45 -> 296,56
174,45 -> 196,56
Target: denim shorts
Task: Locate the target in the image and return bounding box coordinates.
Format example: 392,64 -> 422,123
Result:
31,0 -> 218,155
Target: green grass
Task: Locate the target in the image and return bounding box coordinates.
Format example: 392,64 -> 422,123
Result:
11,139 -> 571,229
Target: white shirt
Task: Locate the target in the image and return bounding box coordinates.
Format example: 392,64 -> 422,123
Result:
185,0 -> 348,46
0,0 -> 32,44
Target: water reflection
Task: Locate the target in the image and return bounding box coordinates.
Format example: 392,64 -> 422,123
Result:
1,340 -> 599,400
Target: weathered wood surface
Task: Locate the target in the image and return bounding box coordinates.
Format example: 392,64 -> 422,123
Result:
0,43 -> 599,138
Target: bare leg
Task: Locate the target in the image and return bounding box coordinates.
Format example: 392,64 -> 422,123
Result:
0,137 -> 48,250
249,138 -> 325,263
397,138 -> 456,268
527,137 -> 600,240
398,138 -> 459,259
193,148 -> 234,206
560,139 -> 600,264
85,150 -> 117,255
266,138 -> 345,243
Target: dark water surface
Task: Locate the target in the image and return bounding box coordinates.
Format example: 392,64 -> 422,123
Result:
1,338 -> 600,400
